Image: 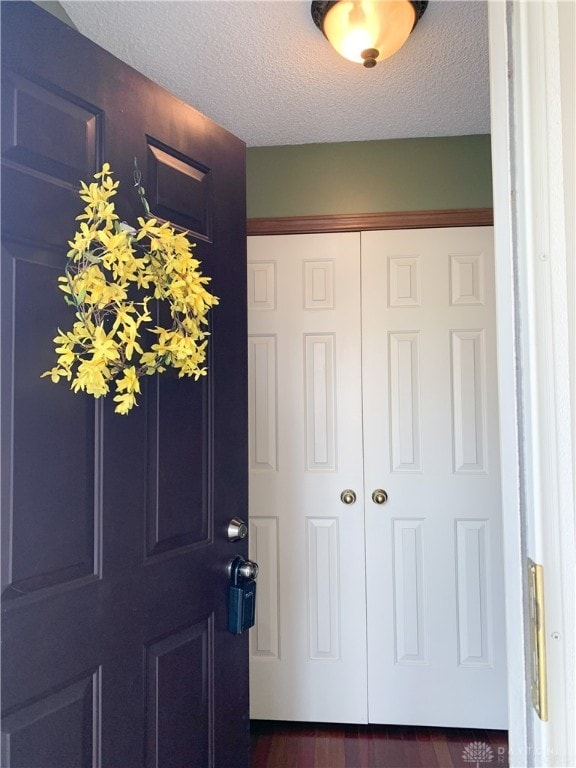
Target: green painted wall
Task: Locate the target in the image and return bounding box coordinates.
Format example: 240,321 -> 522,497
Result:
246,135 -> 492,218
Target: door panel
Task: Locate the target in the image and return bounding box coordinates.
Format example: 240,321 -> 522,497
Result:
2,671 -> 100,768
248,228 -> 507,729
363,227 -> 506,728
144,374 -> 209,556
1,4 -> 248,767
2,243 -> 97,597
145,618 -> 214,767
248,233 -> 368,723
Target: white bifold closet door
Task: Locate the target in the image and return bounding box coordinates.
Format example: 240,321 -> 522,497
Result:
247,233 -> 367,723
247,228 -> 507,729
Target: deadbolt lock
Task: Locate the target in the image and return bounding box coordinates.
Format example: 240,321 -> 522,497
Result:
227,517 -> 248,542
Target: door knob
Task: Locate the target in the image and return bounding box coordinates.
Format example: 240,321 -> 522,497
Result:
227,556 -> 259,580
340,489 -> 357,505
372,489 -> 388,505
227,517 -> 248,541
238,559 -> 259,580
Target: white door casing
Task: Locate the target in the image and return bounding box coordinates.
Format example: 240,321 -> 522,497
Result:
488,2 -> 576,766
248,227 -> 507,728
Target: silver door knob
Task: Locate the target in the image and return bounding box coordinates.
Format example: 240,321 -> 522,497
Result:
340,489 -> 357,505
239,559 -> 259,580
372,489 -> 388,504
228,518 -> 248,541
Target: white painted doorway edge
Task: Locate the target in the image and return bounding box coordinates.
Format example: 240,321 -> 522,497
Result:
488,3 -> 575,767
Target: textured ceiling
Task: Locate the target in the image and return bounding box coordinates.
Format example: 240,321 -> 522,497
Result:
61,0 -> 490,147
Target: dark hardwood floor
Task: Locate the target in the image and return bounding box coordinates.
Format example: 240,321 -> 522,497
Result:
251,721 -> 509,768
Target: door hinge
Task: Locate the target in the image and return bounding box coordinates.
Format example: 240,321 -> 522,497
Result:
528,559 -> 548,721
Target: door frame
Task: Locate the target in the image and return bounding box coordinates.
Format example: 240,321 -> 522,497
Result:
247,2 -> 575,763
488,2 -> 574,767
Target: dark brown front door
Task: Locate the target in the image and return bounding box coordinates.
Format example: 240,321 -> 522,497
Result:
1,4 -> 248,766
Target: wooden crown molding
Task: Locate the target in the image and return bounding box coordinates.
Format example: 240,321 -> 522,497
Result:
247,208 -> 493,236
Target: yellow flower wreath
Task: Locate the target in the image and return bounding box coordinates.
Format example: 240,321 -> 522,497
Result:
42,163 -> 218,414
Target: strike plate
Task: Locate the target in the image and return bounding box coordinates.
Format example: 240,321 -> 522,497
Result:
528,559 -> 548,721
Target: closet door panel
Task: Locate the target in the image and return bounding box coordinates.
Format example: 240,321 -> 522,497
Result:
362,227 -> 507,728
248,233 -> 368,723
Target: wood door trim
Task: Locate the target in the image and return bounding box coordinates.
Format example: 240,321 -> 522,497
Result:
247,208 -> 493,235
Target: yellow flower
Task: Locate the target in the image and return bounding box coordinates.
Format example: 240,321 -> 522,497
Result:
54,346 -> 75,369
115,365 -> 140,395
113,391 -> 137,415
94,202 -> 118,228
99,229 -> 131,253
139,350 -> 162,374
135,217 -> 160,240
112,365 -> 140,413
117,325 -> 143,361
112,305 -> 136,333
41,366 -> 70,383
79,181 -> 113,207
72,357 -> 110,397
67,222 -> 98,258
91,325 -> 119,363
94,163 -> 112,179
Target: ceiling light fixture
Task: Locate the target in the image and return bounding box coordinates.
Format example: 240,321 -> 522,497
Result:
311,0 -> 428,68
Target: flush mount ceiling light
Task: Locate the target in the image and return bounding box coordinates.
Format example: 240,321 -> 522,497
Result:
311,0 -> 428,68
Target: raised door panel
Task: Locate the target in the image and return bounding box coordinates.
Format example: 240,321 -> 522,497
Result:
145,374 -> 211,558
1,240 -> 99,599
1,672 -> 101,768
145,139 -> 212,241
145,620 -> 214,767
